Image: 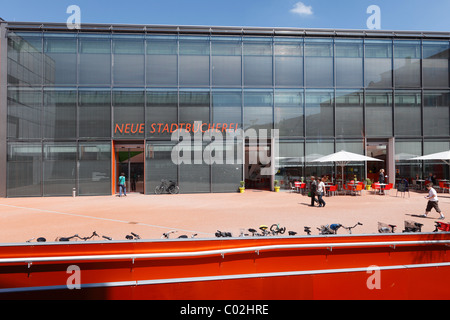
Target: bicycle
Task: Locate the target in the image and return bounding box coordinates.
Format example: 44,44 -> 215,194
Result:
341,222 -> 363,234
402,220 -> 423,233
433,221 -> 450,232
26,237 -> 47,243
378,222 -> 397,233
317,224 -> 342,235
55,231 -> 112,242
215,230 -> 233,237
155,179 -> 179,194
125,232 -> 141,240
270,224 -> 286,236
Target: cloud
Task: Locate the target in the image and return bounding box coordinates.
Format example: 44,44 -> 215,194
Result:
290,2 -> 313,16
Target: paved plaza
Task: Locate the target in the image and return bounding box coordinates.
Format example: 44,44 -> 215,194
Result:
0,188 -> 448,244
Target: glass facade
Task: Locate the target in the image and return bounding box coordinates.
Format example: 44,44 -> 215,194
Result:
3,26 -> 450,196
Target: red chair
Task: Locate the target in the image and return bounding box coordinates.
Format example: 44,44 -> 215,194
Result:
439,181 -> 449,193
300,183 -> 306,194
383,183 -> 393,195
328,185 -> 338,196
372,182 -> 380,194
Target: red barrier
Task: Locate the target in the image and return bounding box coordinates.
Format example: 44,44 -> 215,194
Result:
0,233 -> 448,300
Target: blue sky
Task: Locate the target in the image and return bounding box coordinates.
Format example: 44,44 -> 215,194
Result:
2,0 -> 450,31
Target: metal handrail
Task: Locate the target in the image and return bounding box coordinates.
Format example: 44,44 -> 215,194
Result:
0,239 -> 448,265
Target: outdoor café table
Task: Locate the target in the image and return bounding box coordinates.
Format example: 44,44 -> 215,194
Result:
416,179 -> 425,190
377,183 -> 387,194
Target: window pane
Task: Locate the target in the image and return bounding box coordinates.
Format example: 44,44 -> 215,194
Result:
7,142 -> 42,197
79,35 -> 111,85
146,142 -> 178,194
423,41 -> 449,88
274,90 -> 303,137
179,90 -> 210,126
212,90 -> 242,129
113,37 -> 144,85
7,88 -> 42,139
179,37 -> 210,86
146,37 -> 178,86
113,90 -> 145,139
146,90 -> 178,139
365,90 -> 393,137
394,40 -> 421,88
335,40 -> 363,87
305,90 -> 334,137
243,90 -> 273,131
79,90 -> 111,138
305,140 -> 334,178
212,39 -> 242,86
275,141 -> 304,190
211,139 -> 243,192
274,39 -> 303,87
305,39 -> 333,87
8,32 -> 43,86
244,39 -> 272,87
423,91 -> 449,136
365,40 -> 393,88
179,142 -> 211,193
79,143 -> 111,196
335,90 -> 363,137
394,91 -> 421,136
43,142 -> 76,196
43,89 -> 77,139
44,35 -> 77,85
395,140 -> 422,180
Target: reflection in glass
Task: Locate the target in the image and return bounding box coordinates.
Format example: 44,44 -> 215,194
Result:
335,90 -> 363,137
78,90 -> 111,138
274,90 -> 303,137
113,36 -> 145,85
244,38 -> 273,87
79,143 -> 111,196
305,39 -> 333,87
394,40 -> 421,88
146,142 -> 178,194
7,88 -> 42,139
305,90 -> 334,137
44,34 -> 77,85
7,143 -> 42,197
423,91 -> 449,136
365,40 -> 392,88
43,89 -> 77,139
179,37 -> 210,86
335,40 -> 363,87
274,39 -> 303,87
79,35 -> 111,85
113,90 -> 145,139
146,90 -> 178,139
394,91 -> 421,136
244,90 -> 273,131
212,37 -> 242,86
146,36 -> 178,86
43,142 -> 76,196
365,90 -> 393,137
423,41 -> 450,88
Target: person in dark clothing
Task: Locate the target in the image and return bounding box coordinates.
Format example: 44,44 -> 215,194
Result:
309,176 -> 318,207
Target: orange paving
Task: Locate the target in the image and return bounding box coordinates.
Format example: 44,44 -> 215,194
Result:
0,188 -> 448,243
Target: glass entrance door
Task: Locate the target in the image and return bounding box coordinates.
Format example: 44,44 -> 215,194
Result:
367,141 -> 387,183
115,143 -> 144,194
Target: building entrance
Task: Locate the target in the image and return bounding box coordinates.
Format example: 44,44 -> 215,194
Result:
244,139 -> 273,190
113,142 -> 145,194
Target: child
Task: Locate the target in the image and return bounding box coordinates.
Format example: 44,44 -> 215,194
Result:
422,183 -> 445,219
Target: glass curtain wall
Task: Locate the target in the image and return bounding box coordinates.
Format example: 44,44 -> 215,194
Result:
5,30 -> 450,196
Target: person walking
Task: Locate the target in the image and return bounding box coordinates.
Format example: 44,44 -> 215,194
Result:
317,177 -> 326,208
118,172 -> 127,197
422,183 -> 445,219
309,176 -> 318,207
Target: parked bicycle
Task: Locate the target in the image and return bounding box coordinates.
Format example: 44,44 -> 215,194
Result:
433,221 -> 450,232
155,179 -> 179,194
378,222 -> 397,233
55,231 -> 112,242
125,232 -> 141,240
402,220 -> 423,233
317,224 -> 342,235
341,222 -> 363,234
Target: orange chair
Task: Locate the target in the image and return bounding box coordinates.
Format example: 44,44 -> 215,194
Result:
383,183 -> 393,195
439,181 -> 449,193
372,182 -> 380,194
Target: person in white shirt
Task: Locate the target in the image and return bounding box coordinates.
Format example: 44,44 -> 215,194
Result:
422,183 -> 445,219
317,177 -> 326,208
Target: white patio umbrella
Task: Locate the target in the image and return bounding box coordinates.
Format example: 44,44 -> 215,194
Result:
311,150 -> 383,182
410,150 -> 450,165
